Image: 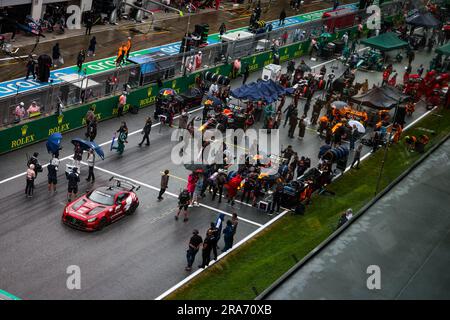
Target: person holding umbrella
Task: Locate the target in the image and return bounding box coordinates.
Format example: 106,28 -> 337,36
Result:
73,142 -> 83,167
114,122 -> 128,155
47,133 -> 63,158
192,175 -> 204,207
349,124 -> 357,150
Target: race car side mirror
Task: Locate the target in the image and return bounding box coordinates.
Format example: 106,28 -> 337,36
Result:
122,200 -> 126,206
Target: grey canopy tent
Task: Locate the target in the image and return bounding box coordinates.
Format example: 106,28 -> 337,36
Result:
350,86 -> 410,110
405,12 -> 442,28
381,85 -> 411,103
361,32 -> 409,52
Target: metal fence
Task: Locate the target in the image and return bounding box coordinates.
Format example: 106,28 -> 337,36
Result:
0,1 -> 402,127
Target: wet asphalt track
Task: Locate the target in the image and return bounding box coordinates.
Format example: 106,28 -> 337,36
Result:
0,45 -> 433,299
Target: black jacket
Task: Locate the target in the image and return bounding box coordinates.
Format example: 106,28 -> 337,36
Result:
67,172 -> 80,186
143,122 -> 152,135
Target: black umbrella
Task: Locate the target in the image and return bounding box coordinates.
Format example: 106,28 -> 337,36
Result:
183,163 -> 210,172
298,62 -> 312,72
406,12 -> 441,28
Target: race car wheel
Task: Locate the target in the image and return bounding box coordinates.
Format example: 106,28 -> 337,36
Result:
97,217 -> 107,231
126,203 -> 138,215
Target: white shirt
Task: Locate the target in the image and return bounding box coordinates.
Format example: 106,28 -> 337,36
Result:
209,83 -> 219,95
51,158 -> 60,169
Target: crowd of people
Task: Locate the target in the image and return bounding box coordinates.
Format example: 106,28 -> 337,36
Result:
185,212 -> 238,271
17,0 -> 449,277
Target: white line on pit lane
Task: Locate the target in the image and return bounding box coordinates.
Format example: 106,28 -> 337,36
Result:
80,160 -> 263,228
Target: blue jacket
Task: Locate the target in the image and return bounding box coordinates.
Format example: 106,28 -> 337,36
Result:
223,225 -> 234,240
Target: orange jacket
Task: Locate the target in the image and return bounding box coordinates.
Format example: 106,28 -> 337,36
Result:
126,39 -> 132,52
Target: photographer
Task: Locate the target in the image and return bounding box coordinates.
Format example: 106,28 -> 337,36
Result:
27,152 -> 43,178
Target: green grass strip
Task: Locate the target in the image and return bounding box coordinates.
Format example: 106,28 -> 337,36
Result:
168,108 -> 450,300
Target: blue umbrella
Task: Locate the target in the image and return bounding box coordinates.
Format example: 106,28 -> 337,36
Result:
71,138 -> 105,160
46,132 -> 62,154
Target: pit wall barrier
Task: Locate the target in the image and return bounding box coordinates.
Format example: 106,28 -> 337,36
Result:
0,13 -> 399,155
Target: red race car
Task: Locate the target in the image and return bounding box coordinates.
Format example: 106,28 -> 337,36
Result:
62,177 -> 140,231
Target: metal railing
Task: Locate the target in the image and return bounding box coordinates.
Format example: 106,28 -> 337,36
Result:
0,1 -> 402,128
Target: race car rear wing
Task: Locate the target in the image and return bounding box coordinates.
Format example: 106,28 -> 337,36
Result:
109,176 -> 141,192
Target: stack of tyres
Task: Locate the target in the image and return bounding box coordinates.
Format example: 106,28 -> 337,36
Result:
323,146 -> 349,162
203,71 -> 212,81
204,71 -> 218,82
204,71 -> 230,86
217,74 -> 230,86
336,157 -> 348,171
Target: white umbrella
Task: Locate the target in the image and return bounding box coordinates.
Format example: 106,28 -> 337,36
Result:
331,101 -> 348,109
349,120 -> 366,134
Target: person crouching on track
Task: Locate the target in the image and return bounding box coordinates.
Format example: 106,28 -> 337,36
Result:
176,189 -> 191,222
67,167 -> 80,202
